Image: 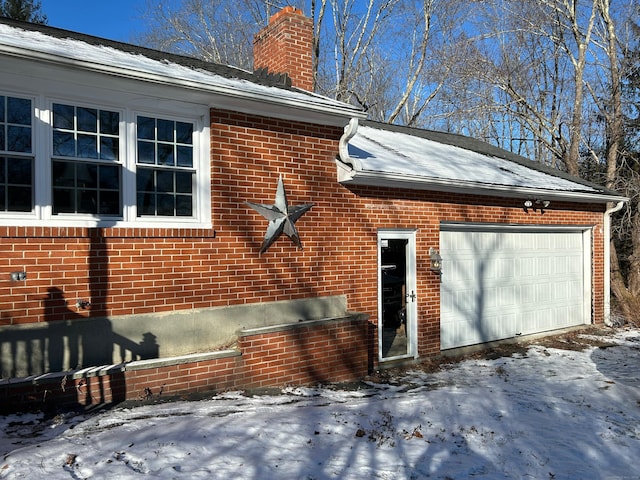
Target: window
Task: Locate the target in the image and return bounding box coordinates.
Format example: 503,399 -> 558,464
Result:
136,116 -> 194,217
0,95 -> 33,212
51,103 -> 121,215
0,88 -> 208,227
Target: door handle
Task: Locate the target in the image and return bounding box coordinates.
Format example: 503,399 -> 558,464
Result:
406,291 -> 416,302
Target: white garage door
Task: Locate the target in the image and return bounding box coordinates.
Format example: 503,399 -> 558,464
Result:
440,225 -> 590,350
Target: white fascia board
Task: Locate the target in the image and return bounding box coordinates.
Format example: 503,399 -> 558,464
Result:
212,94 -> 367,127
336,160 -> 628,204
0,44 -> 366,127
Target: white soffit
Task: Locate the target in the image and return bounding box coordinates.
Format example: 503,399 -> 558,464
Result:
338,123 -> 626,203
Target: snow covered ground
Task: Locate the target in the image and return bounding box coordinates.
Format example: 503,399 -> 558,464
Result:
1,327 -> 639,479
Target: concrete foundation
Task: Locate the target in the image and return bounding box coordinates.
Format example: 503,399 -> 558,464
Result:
0,295 -> 348,378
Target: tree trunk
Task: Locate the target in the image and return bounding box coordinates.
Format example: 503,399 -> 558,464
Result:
599,0 -> 638,325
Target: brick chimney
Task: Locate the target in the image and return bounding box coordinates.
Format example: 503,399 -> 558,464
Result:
253,6 -> 314,92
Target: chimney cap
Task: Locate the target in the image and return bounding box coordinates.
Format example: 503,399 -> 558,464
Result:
269,6 -> 305,23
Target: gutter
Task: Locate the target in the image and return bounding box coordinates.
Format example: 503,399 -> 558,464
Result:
604,200 -> 625,326
336,160 -> 627,204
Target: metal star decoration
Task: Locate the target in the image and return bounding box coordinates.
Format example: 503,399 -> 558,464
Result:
246,176 -> 314,254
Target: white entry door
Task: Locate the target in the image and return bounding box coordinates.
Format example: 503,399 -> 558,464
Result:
378,230 -> 417,361
440,225 -> 591,350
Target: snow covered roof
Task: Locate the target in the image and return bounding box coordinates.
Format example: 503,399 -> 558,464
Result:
0,18 -> 365,126
337,120 -> 626,203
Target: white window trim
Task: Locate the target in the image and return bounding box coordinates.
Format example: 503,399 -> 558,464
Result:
0,89 -> 211,229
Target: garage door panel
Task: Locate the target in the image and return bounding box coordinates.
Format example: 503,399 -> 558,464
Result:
441,228 -> 589,350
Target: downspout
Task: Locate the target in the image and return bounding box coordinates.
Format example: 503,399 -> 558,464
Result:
603,200 -> 625,326
338,118 -> 360,169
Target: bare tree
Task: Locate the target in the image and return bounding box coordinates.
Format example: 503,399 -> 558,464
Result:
442,0 -> 604,171
139,0 -> 461,126
137,0 -> 297,68
315,0 -> 462,125
589,0 -> 640,322
0,0 -> 47,24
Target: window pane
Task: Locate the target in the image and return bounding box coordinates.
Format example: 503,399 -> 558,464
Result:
136,167 -> 154,192
157,143 -> 174,166
53,131 -> 75,157
0,156 -> 33,212
100,137 -> 118,160
53,189 -> 74,214
77,134 -> 98,159
52,160 -> 122,216
176,195 -> 192,216
99,164 -> 119,190
77,107 -> 97,133
176,146 -> 193,167
175,171 -> 192,193
76,163 -> 97,188
137,116 -> 155,140
157,119 -> 174,142
135,116 -> 196,218
176,122 -> 193,144
137,192 -> 155,215
53,104 -> 74,129
100,110 -> 119,135
156,170 -> 173,193
1,96 -> 33,154
157,193 -> 174,215
7,186 -> 31,211
7,157 -> 31,184
7,125 -> 31,153
78,189 -> 97,213
100,190 -> 120,215
52,160 -> 75,187
7,97 -> 31,125
137,141 -> 155,164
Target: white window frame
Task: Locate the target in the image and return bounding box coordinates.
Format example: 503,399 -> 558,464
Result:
0,86 -> 211,229
0,91 -> 36,219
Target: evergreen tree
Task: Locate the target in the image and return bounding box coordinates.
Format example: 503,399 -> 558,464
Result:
0,0 -> 47,24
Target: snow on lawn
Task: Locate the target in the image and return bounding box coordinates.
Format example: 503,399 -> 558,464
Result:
1,327 -> 639,479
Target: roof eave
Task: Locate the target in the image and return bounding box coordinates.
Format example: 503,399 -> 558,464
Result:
0,44 -> 366,126
336,161 -> 628,204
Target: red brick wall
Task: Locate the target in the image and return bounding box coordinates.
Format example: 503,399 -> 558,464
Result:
210,107 -> 606,358
0,108 -> 606,370
0,227 -> 217,324
239,316 -> 370,388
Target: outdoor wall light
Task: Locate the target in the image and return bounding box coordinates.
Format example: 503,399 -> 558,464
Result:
429,247 -> 442,273
9,271 -> 26,281
523,199 -> 551,214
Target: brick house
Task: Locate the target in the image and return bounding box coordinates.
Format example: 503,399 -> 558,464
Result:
0,8 -> 626,410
